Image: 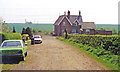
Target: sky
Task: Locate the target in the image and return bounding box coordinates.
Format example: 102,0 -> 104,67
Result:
0,0 -> 119,24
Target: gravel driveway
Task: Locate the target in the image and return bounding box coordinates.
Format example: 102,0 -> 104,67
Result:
7,36 -> 110,70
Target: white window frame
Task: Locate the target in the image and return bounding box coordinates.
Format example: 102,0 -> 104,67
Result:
73,22 -> 78,26
63,22 -> 66,26
86,29 -> 90,34
62,30 -> 65,34
72,29 -> 76,33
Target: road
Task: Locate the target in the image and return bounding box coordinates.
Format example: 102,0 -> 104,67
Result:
2,36 -> 109,70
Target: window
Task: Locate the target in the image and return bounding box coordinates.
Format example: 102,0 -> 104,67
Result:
2,41 -> 22,47
72,29 -> 76,33
63,22 -> 65,26
62,30 -> 65,34
73,21 -> 78,26
86,29 -> 90,34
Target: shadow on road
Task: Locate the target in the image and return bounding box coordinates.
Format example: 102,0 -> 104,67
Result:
0,58 -> 21,64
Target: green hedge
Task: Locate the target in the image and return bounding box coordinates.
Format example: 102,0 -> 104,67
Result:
57,34 -> 120,70
65,34 -> 120,55
0,32 -> 22,44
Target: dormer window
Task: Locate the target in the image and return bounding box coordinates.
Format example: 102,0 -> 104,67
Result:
63,22 -> 65,26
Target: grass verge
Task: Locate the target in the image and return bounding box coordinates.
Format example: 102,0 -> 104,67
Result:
56,36 -> 119,70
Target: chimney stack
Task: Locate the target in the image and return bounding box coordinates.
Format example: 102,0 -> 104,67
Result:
67,10 -> 70,19
79,10 -> 81,16
64,11 -> 66,16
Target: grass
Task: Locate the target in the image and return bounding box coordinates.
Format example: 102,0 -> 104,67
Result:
56,37 -> 119,70
1,64 -> 15,70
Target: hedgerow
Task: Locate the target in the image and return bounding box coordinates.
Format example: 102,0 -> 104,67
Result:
0,32 -> 22,44
66,34 -> 120,55
56,34 -> 120,70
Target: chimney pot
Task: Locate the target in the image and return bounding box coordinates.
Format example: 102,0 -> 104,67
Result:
64,11 -> 66,16
67,10 -> 70,19
79,10 -> 81,16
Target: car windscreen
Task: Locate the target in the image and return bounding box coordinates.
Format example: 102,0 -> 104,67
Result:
34,36 -> 40,38
1,41 -> 22,48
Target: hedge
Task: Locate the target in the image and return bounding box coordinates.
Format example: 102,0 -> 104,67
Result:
65,34 -> 120,55
0,32 -> 22,44
57,34 -> 120,70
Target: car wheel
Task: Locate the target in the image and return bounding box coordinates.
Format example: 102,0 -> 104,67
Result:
20,57 -> 24,61
25,52 -> 27,57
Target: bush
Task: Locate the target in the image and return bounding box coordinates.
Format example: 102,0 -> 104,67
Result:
65,34 -> 120,55
0,32 -> 22,44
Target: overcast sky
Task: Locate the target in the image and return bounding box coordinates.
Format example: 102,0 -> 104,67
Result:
0,0 -> 119,24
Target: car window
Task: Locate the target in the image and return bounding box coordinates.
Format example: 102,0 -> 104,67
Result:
1,41 -> 22,48
34,35 -> 40,38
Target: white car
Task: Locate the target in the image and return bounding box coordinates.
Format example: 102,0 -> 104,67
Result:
33,35 -> 42,44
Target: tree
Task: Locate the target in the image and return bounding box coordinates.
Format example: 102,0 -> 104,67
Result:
22,28 -> 26,35
26,27 -> 32,37
0,20 -> 11,33
13,26 -> 16,33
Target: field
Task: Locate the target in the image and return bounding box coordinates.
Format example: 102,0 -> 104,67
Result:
7,23 -> 54,32
7,23 -> 118,33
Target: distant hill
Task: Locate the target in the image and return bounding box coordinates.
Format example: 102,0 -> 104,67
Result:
7,23 -> 118,33
7,23 -> 54,32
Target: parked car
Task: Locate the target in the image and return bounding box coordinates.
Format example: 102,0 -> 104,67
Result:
33,35 -> 42,44
0,40 -> 27,61
34,34 -> 42,38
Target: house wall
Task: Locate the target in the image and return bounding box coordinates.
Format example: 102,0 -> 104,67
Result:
90,29 -> 95,35
54,17 -> 82,36
55,17 -> 81,36
54,25 -> 58,35
57,17 -> 71,36
96,30 -> 105,35
71,25 -> 80,33
82,29 -> 95,35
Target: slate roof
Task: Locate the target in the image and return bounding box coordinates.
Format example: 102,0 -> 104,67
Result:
81,22 -> 96,29
54,15 -> 83,25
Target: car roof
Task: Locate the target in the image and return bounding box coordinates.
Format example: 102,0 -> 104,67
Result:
4,40 -> 23,42
1,40 -> 24,46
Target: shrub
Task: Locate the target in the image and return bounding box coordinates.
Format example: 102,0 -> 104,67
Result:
0,32 -> 22,44
65,34 -> 120,55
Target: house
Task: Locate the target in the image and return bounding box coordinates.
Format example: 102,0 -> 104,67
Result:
54,10 -> 96,36
81,22 -> 96,35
